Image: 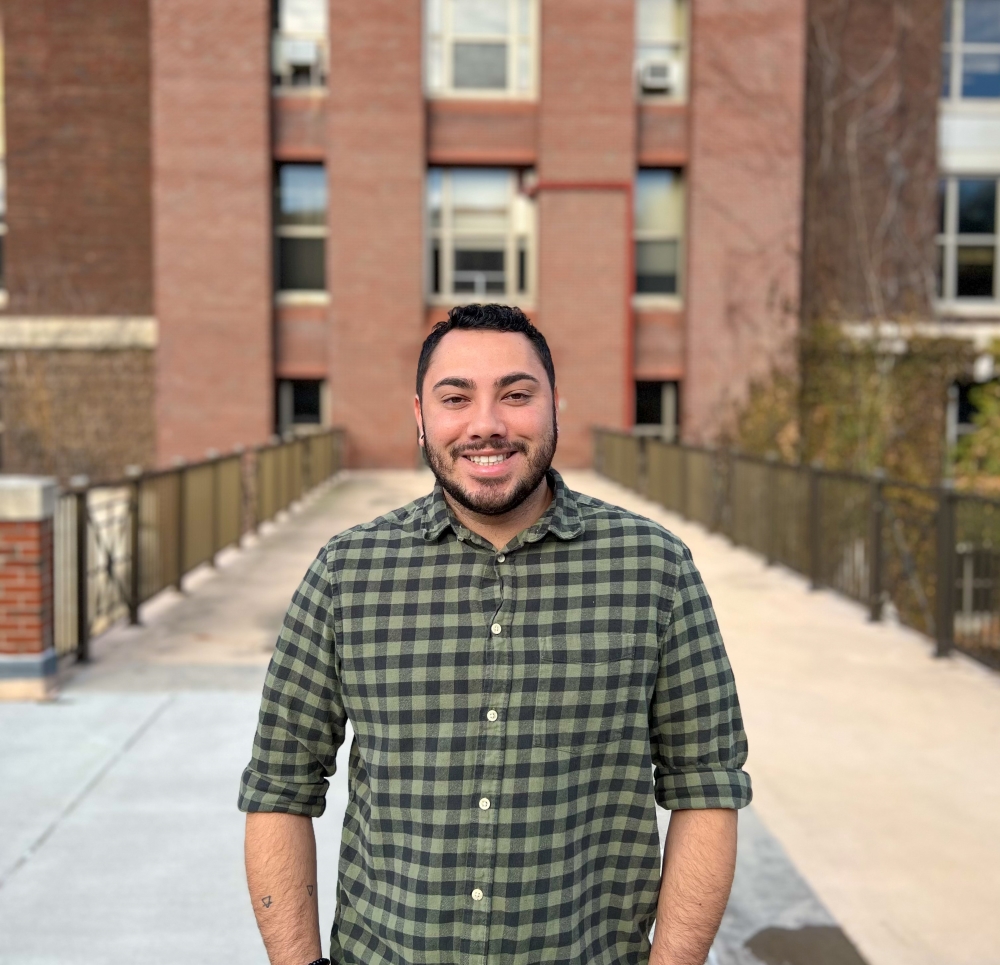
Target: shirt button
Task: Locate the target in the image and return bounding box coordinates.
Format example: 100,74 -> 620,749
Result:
491,623 -> 502,635
472,888 -> 484,901
497,554 -> 506,563
486,709 -> 498,722
478,797 -> 491,810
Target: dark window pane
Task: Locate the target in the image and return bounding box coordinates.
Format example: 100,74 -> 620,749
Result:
938,179 -> 948,232
943,50 -> 952,98
936,243 -> 946,297
956,245 -> 995,296
962,52 -> 1000,97
945,0 -> 954,41
636,382 -> 663,425
965,0 -> 1000,42
635,239 -> 679,294
292,380 -> 322,424
277,164 -> 326,225
278,237 -> 326,290
453,42 -> 507,89
431,241 -> 441,294
454,247 -> 505,294
958,179 -> 996,233
517,241 -> 527,293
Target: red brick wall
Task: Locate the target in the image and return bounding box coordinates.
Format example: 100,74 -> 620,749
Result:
634,308 -> 685,380
327,0 -> 425,468
637,104 -> 689,166
427,101 -> 538,166
683,0 -> 806,443
2,0 -> 152,315
275,303 -> 328,379
273,93 -> 327,162
538,0 -> 636,467
151,0 -> 274,464
0,519 -> 53,656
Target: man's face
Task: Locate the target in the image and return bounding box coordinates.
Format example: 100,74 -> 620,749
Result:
415,329 -> 558,516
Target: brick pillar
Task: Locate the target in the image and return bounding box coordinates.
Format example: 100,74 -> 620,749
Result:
0,478 -> 58,700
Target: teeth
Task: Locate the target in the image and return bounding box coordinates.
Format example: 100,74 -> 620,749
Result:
468,454 -> 510,466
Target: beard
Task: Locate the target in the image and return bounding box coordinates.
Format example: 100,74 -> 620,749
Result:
423,417 -> 558,517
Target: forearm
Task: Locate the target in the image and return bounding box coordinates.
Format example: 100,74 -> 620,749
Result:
245,811 -> 322,965
650,808 -> 738,965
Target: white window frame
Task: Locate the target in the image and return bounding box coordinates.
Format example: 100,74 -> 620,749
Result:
424,0 -> 539,100
427,167 -> 536,305
275,163 -> 328,297
633,168 -> 685,307
272,0 -> 329,91
937,173 -> 1000,305
942,0 -> 1000,102
634,0 -> 690,102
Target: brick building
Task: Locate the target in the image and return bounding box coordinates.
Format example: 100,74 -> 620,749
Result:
0,0 -> 989,475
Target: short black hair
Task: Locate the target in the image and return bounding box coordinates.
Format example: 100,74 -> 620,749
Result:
416,304 -> 556,398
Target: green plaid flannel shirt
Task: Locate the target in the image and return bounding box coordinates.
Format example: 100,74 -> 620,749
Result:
239,470 -> 751,965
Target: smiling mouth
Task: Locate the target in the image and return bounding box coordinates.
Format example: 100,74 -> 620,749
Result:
464,452 -> 516,466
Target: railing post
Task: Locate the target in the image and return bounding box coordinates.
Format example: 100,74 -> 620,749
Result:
126,467 -> 142,625
209,452 -> 220,567
868,469 -> 885,622
679,445 -> 689,520
175,459 -> 186,592
72,477 -> 90,662
765,453 -> 778,566
808,460 -> 823,590
935,480 -> 957,658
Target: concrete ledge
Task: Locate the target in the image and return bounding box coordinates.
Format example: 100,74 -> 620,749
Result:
0,649 -> 58,701
0,476 -> 58,521
0,316 -> 157,350
0,648 -> 58,679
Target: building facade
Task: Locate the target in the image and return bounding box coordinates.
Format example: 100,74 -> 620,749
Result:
0,0 -> 989,476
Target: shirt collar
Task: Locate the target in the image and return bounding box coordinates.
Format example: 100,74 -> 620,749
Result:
421,469 -> 585,544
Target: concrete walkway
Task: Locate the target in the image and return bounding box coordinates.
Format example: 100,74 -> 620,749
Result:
0,471 -> 996,965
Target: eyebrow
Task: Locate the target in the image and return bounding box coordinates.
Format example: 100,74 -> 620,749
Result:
432,373 -> 541,392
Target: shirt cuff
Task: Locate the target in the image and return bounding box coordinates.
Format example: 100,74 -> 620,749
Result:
654,766 -> 753,810
237,766 -> 329,817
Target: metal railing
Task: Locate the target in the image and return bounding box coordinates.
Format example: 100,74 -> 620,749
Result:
53,429 -> 344,661
594,429 -> 1000,670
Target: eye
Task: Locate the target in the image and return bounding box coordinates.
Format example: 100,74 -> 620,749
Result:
504,391 -> 531,403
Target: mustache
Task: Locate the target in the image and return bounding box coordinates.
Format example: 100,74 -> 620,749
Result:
449,440 -> 529,459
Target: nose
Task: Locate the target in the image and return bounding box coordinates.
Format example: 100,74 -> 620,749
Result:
465,397 -> 507,442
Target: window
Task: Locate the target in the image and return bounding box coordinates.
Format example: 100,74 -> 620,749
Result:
277,379 -> 325,434
425,0 -> 536,97
275,164 -> 327,293
635,381 -> 679,439
635,169 -> 684,296
272,0 -> 328,88
427,167 -> 535,301
938,175 -> 1000,299
943,0 -> 1000,99
635,0 -> 688,99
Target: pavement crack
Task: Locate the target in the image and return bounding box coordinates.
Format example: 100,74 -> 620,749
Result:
0,694 -> 177,890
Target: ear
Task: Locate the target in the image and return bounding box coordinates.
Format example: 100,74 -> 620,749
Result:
413,394 -> 425,444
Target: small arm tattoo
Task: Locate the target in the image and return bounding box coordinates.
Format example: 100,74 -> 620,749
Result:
261,896 -> 272,908
307,885 -> 314,896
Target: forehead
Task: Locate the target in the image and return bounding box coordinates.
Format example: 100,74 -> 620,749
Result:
424,330 -> 548,387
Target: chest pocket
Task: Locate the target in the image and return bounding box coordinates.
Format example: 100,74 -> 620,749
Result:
531,633 -> 635,754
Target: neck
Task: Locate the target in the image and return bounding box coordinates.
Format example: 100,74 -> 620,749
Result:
444,476 -> 554,551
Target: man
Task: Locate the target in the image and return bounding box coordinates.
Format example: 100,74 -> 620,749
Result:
239,304 -> 751,965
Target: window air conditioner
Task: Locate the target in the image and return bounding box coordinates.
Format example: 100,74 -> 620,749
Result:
639,60 -> 673,94
278,36 -> 319,70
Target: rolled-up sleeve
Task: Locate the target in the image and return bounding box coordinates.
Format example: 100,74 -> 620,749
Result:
238,548 -> 347,817
650,546 -> 752,811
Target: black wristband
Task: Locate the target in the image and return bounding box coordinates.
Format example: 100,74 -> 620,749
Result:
305,960 -> 330,965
